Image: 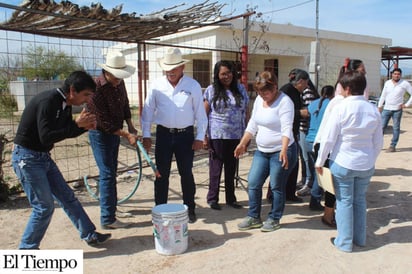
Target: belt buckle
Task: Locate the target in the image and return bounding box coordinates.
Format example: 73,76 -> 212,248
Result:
169,128 -> 176,134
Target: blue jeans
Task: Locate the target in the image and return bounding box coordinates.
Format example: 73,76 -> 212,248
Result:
304,140 -> 322,201
12,145 -> 96,249
299,131 -> 312,185
154,126 -> 196,209
89,130 -> 120,226
381,109 -> 402,147
330,161 -> 374,252
247,142 -> 297,221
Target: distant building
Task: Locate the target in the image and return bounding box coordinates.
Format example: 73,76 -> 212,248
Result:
110,19 -> 390,106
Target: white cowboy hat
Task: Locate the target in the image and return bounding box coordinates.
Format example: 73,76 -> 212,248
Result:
98,51 -> 135,79
157,48 -> 190,71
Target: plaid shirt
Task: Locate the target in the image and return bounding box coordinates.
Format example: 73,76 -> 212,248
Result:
87,73 -> 132,134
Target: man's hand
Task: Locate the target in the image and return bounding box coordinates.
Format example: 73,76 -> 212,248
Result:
203,136 -> 209,150
143,138 -> 152,153
192,140 -> 203,151
75,108 -> 96,130
126,133 -> 139,147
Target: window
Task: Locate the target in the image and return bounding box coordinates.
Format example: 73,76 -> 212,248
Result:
264,59 -> 279,79
193,59 -> 210,88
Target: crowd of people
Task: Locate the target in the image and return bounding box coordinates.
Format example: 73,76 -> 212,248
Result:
11,48 -> 412,252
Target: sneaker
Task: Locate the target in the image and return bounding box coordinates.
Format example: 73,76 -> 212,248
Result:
209,202 -> 221,210
309,201 -> 325,211
387,146 -> 396,152
286,195 -> 303,203
237,216 -> 262,230
188,208 -> 197,223
86,232 -> 111,247
101,219 -> 131,229
226,202 -> 242,209
296,184 -> 311,197
261,218 -> 280,232
116,211 -> 133,218
296,180 -> 305,189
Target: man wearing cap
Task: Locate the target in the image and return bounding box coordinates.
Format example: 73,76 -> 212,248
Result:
87,50 -> 139,229
280,69 -> 310,203
141,48 -> 208,223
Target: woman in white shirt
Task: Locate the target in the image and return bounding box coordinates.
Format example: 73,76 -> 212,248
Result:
335,58 -> 369,100
234,71 -> 297,232
315,71 -> 383,252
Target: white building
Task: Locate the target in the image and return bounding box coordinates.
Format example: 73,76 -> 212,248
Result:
113,18 -> 391,106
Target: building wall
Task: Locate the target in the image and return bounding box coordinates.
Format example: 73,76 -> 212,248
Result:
119,20 -> 390,105
318,39 -> 383,95
9,80 -> 63,112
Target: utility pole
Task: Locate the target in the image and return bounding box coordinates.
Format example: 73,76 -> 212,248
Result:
309,0 -> 320,90
241,11 -> 255,90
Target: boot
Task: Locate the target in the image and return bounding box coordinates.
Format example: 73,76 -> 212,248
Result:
321,206 -> 336,228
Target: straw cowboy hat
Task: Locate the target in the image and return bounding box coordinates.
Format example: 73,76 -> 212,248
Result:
98,51 -> 135,79
157,48 -> 190,71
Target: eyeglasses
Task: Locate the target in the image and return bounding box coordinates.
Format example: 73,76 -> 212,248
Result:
219,72 -> 233,77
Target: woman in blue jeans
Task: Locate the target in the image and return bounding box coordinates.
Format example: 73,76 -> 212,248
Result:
234,71 -> 297,232
315,71 -> 383,252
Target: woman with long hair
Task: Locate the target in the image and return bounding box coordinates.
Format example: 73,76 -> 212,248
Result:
304,85 -> 335,224
204,60 -> 249,210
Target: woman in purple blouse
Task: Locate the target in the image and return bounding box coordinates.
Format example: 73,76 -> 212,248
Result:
203,60 -> 249,210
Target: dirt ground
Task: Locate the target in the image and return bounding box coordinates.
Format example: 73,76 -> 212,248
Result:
1,111 -> 411,274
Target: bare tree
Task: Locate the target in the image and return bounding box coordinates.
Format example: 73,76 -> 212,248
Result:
230,5 -> 270,53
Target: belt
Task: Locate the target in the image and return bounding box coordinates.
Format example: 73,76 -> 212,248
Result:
158,125 -> 193,134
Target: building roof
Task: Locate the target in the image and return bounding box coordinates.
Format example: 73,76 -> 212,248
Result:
381,46 -> 412,77
382,46 -> 412,61
0,0 -> 225,43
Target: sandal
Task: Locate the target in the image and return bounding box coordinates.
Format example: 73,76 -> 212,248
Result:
321,216 -> 337,228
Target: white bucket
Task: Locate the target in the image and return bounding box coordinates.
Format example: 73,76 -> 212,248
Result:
152,203 -> 189,255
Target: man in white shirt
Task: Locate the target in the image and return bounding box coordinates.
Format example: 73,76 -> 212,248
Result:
141,48 -> 208,223
378,68 -> 412,152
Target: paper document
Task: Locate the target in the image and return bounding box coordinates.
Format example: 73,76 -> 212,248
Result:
316,167 -> 335,195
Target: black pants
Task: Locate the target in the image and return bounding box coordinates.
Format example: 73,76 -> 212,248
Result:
285,134 -> 300,199
154,125 -> 196,210
313,143 -> 335,207
206,139 -> 239,204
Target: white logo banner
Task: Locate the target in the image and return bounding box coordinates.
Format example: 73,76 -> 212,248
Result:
0,250 -> 83,273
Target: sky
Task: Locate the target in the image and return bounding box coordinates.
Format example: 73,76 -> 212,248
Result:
66,0 -> 410,47
2,0 -> 411,47
1,0 -> 412,68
